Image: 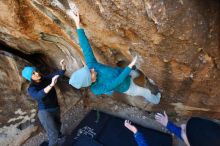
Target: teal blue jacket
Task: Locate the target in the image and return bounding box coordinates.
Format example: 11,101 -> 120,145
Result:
77,28 -> 131,95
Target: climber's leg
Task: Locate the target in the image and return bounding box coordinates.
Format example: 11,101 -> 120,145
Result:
124,79 -> 161,104
129,70 -> 140,79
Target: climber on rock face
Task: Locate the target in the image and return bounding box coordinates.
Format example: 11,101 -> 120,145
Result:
22,59 -> 66,146
67,8 -> 161,104
155,111 -> 220,146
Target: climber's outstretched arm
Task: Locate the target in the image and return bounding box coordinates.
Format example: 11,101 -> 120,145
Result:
67,9 -> 97,66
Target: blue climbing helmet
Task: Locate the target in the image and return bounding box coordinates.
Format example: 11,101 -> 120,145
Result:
22,66 -> 36,81
69,66 -> 92,89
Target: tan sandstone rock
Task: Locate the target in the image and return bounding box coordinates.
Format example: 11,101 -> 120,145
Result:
0,0 -> 219,120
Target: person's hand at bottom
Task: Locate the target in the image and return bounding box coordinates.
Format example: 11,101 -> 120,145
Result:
124,120 -> 138,134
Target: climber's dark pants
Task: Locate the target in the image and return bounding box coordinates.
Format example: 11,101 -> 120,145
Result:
38,109 -> 61,146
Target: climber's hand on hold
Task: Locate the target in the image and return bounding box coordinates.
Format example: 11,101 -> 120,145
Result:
128,55 -> 138,68
60,59 -> 66,70
66,6 -> 80,28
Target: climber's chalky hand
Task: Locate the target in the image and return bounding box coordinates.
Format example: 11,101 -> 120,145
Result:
128,55 -> 138,68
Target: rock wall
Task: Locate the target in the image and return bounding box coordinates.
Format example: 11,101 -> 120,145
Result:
0,48 -> 81,145
0,0 -> 219,124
